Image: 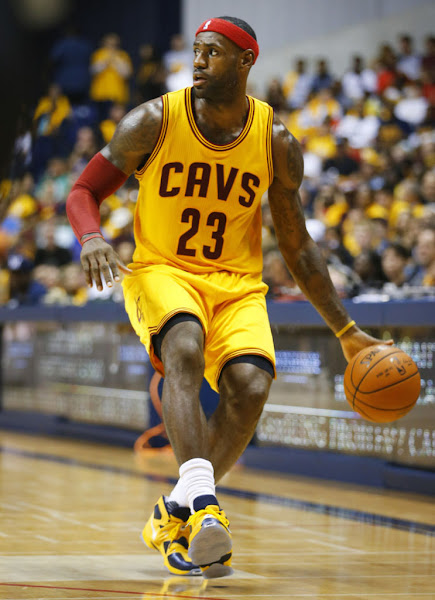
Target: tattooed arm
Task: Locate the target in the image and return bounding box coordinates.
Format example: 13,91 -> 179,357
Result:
100,98 -> 163,174
269,114 -> 390,361
69,100 -> 163,290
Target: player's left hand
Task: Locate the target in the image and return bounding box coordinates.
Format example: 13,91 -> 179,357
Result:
339,326 -> 394,363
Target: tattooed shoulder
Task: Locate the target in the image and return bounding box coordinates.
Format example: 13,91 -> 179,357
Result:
271,112 -> 304,190
101,98 -> 163,175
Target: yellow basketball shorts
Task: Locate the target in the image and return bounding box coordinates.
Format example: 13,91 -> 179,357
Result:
122,264 -> 276,392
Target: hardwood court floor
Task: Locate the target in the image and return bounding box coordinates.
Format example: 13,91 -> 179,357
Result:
0,431 -> 434,599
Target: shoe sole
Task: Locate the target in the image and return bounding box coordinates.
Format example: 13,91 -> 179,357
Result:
188,520 -> 232,568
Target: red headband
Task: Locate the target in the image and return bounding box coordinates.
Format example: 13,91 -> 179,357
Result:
195,18 -> 259,63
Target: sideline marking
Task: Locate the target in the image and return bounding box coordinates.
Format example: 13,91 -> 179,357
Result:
0,583 -> 232,600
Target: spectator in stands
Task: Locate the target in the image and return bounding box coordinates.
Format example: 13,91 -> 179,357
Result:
302,87 -> 342,129
392,209 -> 415,249
300,139 -> 323,180
394,82 -> 428,128
61,262 -> 88,305
370,217 -> 389,255
353,249 -> 386,291
163,34 -> 192,92
50,26 -> 92,105
33,84 -> 72,138
36,157 -> 71,207
10,111 -> 33,180
311,58 -> 333,94
377,102 -> 404,148
323,138 -> 359,176
6,173 -> 38,223
305,117 -> 337,160
34,220 -> 72,267
422,35 -> 435,77
381,242 -> 411,288
33,264 -> 64,304
421,170 -> 435,204
397,34 -> 421,81
408,225 -> 435,286
373,184 -> 395,213
421,104 -> 435,131
375,44 -> 399,94
164,34 -> 191,75
341,55 -> 377,104
395,180 -> 425,223
6,254 -> 46,306
265,78 -> 287,113
343,218 -> 374,257
32,84 -> 72,178
421,67 -> 435,106
90,33 -> 133,118
135,44 -> 167,103
283,58 -> 313,109
68,127 -> 99,176
335,100 -> 380,149
323,226 -> 354,267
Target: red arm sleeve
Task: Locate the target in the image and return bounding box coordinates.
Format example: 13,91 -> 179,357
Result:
66,152 -> 128,243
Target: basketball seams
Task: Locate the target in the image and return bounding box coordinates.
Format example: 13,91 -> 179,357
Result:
355,394 -> 417,412
349,400 -> 374,421
343,380 -> 362,414
344,379 -> 415,422
343,376 -> 419,411
353,401 -> 409,422
350,348 -> 404,410
356,368 -> 420,394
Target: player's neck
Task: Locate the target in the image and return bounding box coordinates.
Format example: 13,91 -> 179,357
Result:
193,90 -> 249,132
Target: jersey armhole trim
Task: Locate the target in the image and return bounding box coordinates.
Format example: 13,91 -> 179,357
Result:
266,106 -> 274,186
135,95 -> 169,179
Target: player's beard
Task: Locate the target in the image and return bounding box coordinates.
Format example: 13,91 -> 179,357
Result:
194,69 -> 241,104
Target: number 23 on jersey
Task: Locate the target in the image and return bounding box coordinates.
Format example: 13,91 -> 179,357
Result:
177,208 -> 226,260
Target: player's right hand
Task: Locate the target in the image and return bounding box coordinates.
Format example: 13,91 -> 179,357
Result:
339,326 -> 393,363
80,237 -> 132,291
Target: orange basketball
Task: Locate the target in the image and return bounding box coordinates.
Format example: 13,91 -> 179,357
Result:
344,344 -> 421,423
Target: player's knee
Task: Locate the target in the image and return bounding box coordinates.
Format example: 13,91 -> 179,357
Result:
221,363 -> 271,413
163,335 -> 205,375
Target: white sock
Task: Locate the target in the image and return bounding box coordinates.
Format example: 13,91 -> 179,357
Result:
179,458 -> 215,513
167,478 -> 189,508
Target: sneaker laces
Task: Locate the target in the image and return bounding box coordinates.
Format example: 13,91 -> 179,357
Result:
189,506 -> 230,530
154,516 -> 188,548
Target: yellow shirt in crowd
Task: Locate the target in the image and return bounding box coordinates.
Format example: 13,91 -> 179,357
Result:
33,96 -> 71,135
90,48 -> 132,104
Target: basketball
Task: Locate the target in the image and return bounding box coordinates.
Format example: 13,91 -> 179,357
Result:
344,344 -> 421,423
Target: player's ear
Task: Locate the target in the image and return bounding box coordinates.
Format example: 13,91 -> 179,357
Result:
240,49 -> 254,70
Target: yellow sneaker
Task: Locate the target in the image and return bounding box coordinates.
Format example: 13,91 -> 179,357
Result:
142,496 -> 201,576
187,505 -> 233,578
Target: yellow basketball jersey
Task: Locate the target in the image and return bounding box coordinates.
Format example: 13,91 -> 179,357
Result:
133,87 -> 274,276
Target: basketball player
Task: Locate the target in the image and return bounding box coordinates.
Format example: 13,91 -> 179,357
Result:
66,17 -> 386,578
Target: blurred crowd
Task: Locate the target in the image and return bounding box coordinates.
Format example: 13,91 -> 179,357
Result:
0,29 -> 434,307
